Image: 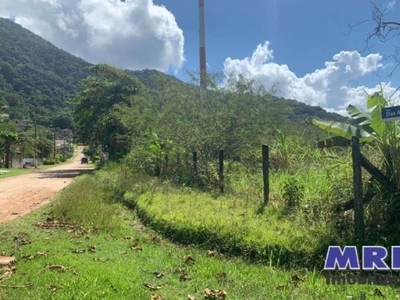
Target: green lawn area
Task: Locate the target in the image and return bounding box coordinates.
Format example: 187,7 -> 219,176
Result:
0,168 -> 33,179
0,171 -> 399,299
0,200 -> 395,300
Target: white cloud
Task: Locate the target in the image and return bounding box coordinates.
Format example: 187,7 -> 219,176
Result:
222,41 -> 400,115
386,0 -> 396,11
0,0 -> 185,72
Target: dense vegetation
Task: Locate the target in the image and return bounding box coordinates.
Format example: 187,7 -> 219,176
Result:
2,14 -> 400,298
0,16 -> 352,170
69,61 -> 400,268
3,171 -> 397,299
0,17 -> 348,161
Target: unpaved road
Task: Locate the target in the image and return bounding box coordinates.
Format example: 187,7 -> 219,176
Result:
0,147 -> 93,224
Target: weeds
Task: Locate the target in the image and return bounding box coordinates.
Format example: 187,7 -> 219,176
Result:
51,175 -> 124,233
281,176 -> 303,212
1,151 -> 399,299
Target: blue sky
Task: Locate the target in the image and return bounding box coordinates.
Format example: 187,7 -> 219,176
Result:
156,0 -> 396,82
157,0 -> 400,114
1,0 -> 400,114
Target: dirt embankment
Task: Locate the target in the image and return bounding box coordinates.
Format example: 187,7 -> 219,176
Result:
0,147 -> 93,224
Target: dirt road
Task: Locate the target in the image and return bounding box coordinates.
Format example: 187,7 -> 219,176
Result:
0,147 -> 93,224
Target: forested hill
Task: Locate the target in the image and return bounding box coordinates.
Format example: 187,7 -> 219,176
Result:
0,16 -> 346,132
0,17 -> 91,124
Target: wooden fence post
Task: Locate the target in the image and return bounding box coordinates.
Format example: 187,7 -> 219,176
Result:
193,152 -> 198,176
165,154 -> 169,174
177,153 -> 181,178
351,136 -> 365,243
262,145 -> 269,205
219,149 -> 224,193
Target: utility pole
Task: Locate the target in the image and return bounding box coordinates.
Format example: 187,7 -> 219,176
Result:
199,0 -> 207,97
34,120 -> 37,168
54,130 -> 56,161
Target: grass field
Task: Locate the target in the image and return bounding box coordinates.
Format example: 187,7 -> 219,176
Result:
0,168 -> 33,179
1,170 -> 399,299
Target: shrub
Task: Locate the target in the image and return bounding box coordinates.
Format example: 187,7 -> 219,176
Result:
281,176 -> 304,212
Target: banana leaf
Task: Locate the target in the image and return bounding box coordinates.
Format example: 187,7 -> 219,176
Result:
311,118 -> 375,142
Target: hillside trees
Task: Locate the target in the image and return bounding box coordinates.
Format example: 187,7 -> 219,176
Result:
0,17 -> 92,122
0,107 -> 18,168
120,72 -> 293,181
144,73 -> 270,161
73,64 -> 146,161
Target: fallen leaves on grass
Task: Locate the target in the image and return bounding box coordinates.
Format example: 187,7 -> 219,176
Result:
143,283 -> 162,291
72,249 -> 86,254
276,284 -> 286,291
153,272 -> 164,279
184,255 -> 196,264
179,270 -> 190,281
188,295 -> 196,300
207,250 -> 217,257
150,294 -> 164,300
40,263 -> 79,276
21,251 -> 48,260
44,264 -> 68,272
131,246 -> 143,252
1,265 -> 16,273
0,284 -> 32,288
0,271 -> 13,281
88,245 -> 97,253
36,219 -> 72,229
36,218 -> 95,236
48,285 -> 57,292
93,257 -> 109,262
13,234 -> 30,247
0,256 -> 17,281
204,288 -> 227,299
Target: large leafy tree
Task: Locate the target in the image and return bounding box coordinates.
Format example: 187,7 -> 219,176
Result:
146,73 -> 269,162
0,106 -> 18,168
73,64 -> 145,161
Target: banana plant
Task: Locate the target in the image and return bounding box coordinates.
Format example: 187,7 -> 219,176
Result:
312,89 -> 400,187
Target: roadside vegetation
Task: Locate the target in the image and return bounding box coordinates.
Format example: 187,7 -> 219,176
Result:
2,59 -> 400,298
1,172 -> 399,299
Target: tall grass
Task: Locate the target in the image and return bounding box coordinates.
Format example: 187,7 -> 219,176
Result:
51,174 -> 125,233
2,181 -> 396,299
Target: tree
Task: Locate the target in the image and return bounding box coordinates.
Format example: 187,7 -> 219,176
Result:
73,64 -> 145,161
0,109 -> 18,168
349,0 -> 400,78
146,72 -> 268,162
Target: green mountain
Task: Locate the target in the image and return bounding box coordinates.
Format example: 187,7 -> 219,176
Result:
0,17 -> 346,138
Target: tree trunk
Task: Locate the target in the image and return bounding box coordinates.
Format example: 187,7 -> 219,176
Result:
5,142 -> 11,169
